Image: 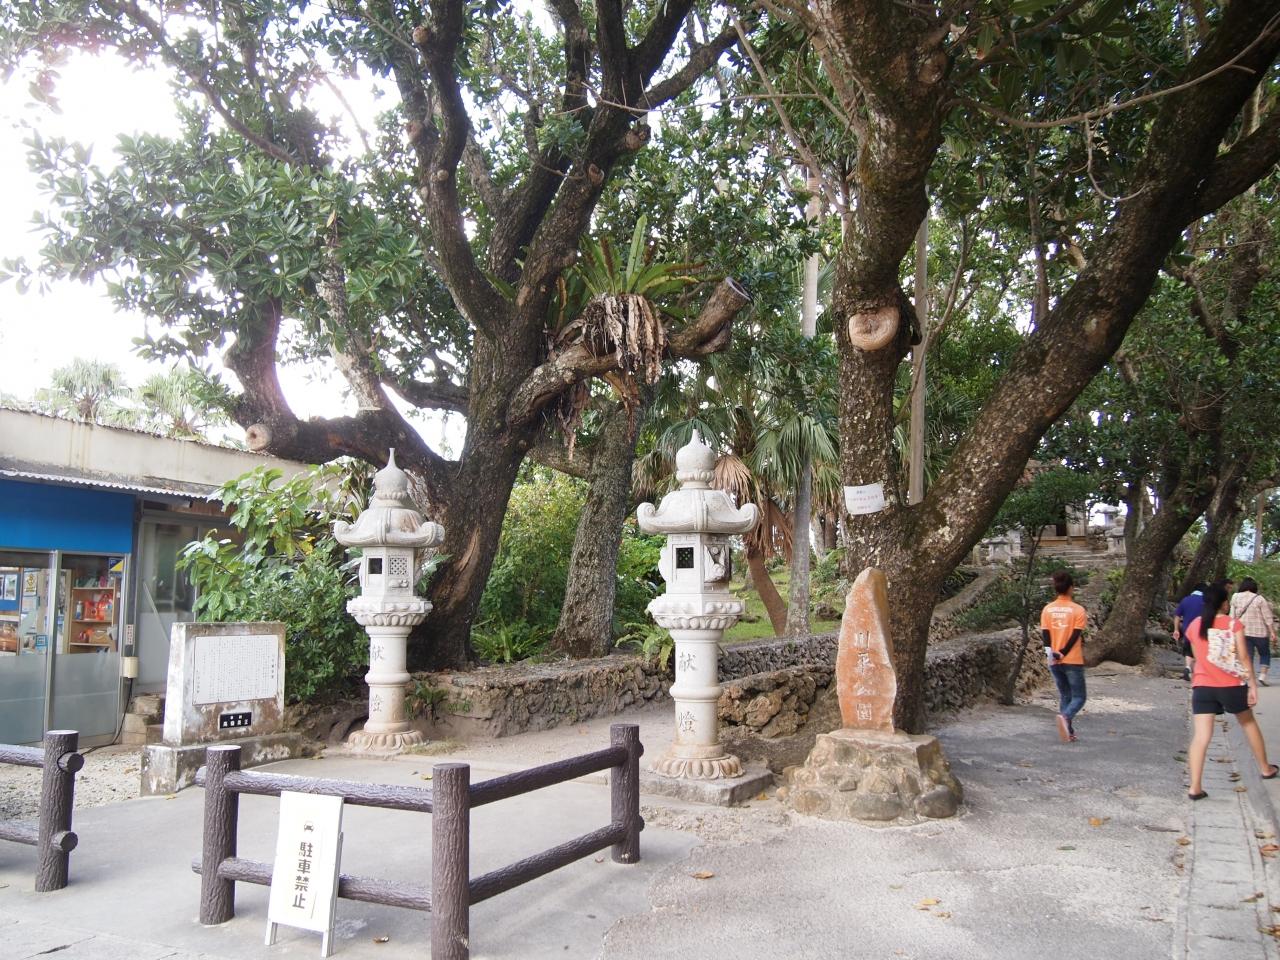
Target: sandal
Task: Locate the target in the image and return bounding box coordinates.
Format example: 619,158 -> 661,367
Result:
1263,765 -> 1279,780
1189,791 -> 1209,800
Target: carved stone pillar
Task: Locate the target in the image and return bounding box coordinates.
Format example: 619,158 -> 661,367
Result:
637,432 -> 758,780
334,450 -> 445,754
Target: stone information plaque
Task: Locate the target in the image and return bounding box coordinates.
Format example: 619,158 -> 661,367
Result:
142,621 -> 302,796
194,633 -> 279,704
266,791 -> 344,957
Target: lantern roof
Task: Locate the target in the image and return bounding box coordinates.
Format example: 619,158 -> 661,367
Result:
636,431 -> 758,535
334,449 -> 446,548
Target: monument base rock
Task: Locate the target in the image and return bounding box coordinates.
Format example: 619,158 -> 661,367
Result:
780,728 -> 962,823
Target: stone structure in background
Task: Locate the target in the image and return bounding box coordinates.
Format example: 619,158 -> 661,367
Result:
141,621 -> 302,795
636,431 -> 758,780
334,449 -> 444,753
781,568 -> 963,822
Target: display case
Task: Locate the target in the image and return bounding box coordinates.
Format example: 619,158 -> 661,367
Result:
68,583 -> 118,652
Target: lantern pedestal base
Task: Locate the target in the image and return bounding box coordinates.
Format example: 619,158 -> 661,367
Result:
650,749 -> 743,780
346,727 -> 425,754
641,760 -> 774,807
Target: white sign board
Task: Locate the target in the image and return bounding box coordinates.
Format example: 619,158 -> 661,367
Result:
267,791 -> 344,956
193,633 -> 280,705
844,483 -> 887,516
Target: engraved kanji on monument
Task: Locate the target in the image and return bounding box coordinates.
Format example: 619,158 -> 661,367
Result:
835,567 -> 896,733
780,565 -> 964,823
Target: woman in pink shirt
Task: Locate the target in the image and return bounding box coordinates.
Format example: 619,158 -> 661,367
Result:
1186,583 -> 1279,800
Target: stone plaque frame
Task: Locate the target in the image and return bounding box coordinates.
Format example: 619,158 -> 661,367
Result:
162,622 -> 287,746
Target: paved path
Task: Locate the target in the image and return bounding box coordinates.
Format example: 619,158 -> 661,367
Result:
0,670 -> 1217,959
1181,712 -> 1279,959
606,668 -> 1187,960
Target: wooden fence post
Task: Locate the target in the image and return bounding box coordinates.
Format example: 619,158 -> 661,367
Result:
432,762 -> 471,960
35,730 -> 81,892
200,745 -> 242,925
610,723 -> 642,864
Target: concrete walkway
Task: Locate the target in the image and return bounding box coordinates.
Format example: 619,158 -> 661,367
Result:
0,670 -> 1210,959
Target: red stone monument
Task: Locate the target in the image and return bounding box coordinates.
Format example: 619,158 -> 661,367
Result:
781,566 -> 963,822
835,568 -> 897,732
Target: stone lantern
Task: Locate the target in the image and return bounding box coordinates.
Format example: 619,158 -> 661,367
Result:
637,431 -> 758,779
334,449 -> 444,753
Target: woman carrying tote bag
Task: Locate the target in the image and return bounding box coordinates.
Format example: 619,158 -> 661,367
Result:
1186,582 -> 1279,800
1230,576 -> 1277,686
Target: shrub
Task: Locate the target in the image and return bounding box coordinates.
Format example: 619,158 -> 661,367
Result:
179,463 -> 370,702
813,546 -> 844,586
476,468 -> 662,660
478,469 -> 583,640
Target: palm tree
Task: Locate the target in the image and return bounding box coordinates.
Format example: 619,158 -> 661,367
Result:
135,367 -> 226,440
31,358 -> 135,426
636,321 -> 840,636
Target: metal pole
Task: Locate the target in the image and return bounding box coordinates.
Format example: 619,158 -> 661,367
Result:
35,730 -> 80,892
432,763 -> 471,960
610,724 -> 643,864
200,745 -> 242,925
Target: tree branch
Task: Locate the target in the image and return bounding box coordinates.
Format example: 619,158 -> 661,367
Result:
104,0 -> 303,169
365,0 -> 509,338
1194,104 -> 1280,218
645,18 -> 742,109
385,376 -> 470,415
918,0 -> 1280,570
506,278 -> 752,430
527,436 -> 593,478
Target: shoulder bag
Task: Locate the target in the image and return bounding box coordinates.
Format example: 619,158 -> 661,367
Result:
1206,619 -> 1247,679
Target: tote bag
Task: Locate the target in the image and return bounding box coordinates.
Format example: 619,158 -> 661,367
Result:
1206,625 -> 1247,679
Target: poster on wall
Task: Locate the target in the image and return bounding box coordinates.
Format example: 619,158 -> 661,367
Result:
1,574 -> 16,601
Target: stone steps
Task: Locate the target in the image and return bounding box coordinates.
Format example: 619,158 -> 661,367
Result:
118,693 -> 165,747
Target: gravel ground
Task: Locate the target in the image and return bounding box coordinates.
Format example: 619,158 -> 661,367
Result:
0,746 -> 144,821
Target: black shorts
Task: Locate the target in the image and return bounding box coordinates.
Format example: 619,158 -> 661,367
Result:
1181,638 -> 1194,658
1192,684 -> 1250,715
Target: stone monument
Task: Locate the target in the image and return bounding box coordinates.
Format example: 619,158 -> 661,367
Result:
334,449 -> 444,753
636,431 -> 758,781
781,568 -> 962,822
141,621 -> 303,795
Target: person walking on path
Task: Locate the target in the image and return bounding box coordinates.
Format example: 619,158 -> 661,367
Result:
1174,582 -> 1207,683
1042,569 -> 1088,743
1229,576 -> 1277,686
1186,582 -> 1279,800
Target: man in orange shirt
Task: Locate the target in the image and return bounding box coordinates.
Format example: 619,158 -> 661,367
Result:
1041,569 -> 1088,743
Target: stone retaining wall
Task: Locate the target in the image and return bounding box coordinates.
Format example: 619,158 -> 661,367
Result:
288,601 -> 1056,745
354,627 -> 1055,751
409,654 -> 670,740
718,627 -> 1050,772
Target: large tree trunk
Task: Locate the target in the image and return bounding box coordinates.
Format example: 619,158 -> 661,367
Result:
1180,466 -> 1249,595
810,0 -> 1280,732
1093,478 -> 1218,665
551,402 -> 645,658
414,433 -> 528,670
746,546 -> 788,635
1001,539 -> 1042,705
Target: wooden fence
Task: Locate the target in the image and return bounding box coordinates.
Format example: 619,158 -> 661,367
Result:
193,722 -> 643,959
0,730 -> 82,891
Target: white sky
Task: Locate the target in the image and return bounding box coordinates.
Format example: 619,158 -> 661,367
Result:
0,52 -> 459,455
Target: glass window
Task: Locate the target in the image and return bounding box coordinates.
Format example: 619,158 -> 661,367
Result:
0,551 -> 54,744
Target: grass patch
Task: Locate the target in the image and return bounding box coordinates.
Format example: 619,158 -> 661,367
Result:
722,567 -> 841,644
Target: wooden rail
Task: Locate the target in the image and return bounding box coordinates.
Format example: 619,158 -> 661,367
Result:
193,723 -> 644,959
0,731 -> 83,891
